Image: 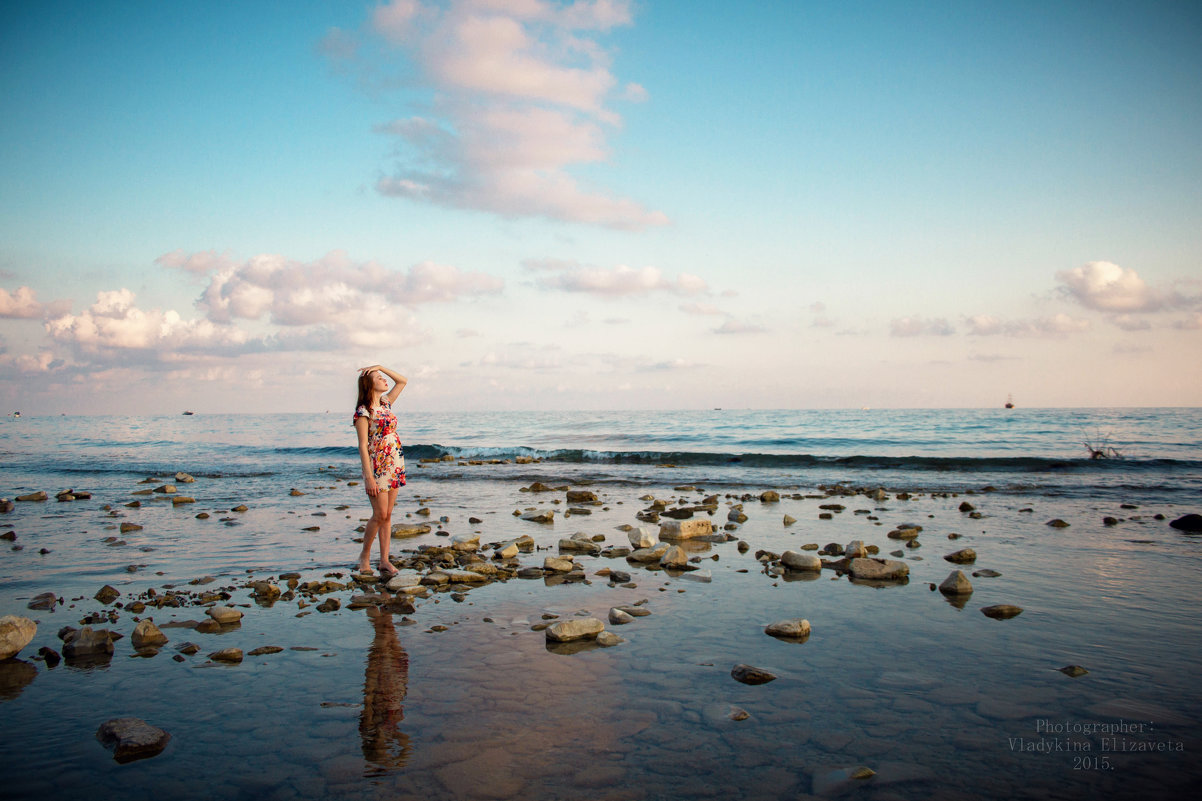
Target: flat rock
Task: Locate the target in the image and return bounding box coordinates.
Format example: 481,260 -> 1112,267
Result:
96,718 -> 171,763
626,543 -> 669,563
26,592 -> 58,611
0,615 -> 37,660
545,618 -> 604,643
846,557 -> 909,581
391,523 -> 432,538
981,604 -> 1023,620
520,510 -> 555,524
208,647 -> 243,663
658,519 -> 713,540
731,663 -> 777,685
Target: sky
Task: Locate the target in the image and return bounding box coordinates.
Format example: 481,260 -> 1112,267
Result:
1,0 -> 1200,414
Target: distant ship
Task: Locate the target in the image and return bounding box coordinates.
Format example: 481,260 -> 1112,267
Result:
182,410 -> 195,415
1004,394 -> 1015,409
9,411 -> 19,418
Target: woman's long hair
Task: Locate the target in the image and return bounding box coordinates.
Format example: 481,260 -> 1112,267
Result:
355,372 -> 376,417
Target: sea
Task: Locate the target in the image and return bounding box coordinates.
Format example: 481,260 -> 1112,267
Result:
1,407 -> 1200,800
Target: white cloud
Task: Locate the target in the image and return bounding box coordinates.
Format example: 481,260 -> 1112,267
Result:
679,302 -> 723,316
189,250 -> 503,325
1110,314 -> 1151,331
0,286 -> 71,319
963,312 -> 1090,337
1056,261 -> 1164,312
354,0 -> 665,228
1174,313 -> 1202,330
46,289 -> 252,354
0,348 -> 58,374
890,316 -> 955,337
534,262 -> 707,297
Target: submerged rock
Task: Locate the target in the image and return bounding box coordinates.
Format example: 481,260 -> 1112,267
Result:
981,604 -> 1024,620
1059,665 -> 1089,677
944,548 -> 977,564
731,664 -> 777,685
206,606 -> 243,624
96,718 -> 171,763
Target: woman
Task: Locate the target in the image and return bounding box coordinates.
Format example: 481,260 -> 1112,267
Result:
353,364 -> 408,576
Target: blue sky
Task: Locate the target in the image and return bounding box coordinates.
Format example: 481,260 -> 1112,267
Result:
1,0 -> 1200,413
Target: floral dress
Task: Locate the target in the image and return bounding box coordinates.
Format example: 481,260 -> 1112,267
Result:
354,398 -> 407,489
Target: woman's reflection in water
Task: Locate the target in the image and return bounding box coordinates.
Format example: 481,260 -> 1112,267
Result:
361,606 -> 411,773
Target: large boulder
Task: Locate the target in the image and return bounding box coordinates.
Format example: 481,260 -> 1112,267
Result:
628,526 -> 658,549
0,616 -> 37,660
938,570 -> 974,596
62,627 -> 114,659
131,619 -> 168,649
206,605 -> 243,625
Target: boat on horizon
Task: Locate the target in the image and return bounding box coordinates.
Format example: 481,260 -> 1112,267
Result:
1004,394 -> 1015,409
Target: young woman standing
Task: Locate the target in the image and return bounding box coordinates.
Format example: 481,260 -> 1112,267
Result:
353,364 -> 408,576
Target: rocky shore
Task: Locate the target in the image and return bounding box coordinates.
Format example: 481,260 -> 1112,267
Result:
2,467 -> 1199,799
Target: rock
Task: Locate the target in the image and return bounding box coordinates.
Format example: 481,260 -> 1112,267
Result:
96,718 -> 171,763
760,490 -> 780,503
780,551 -> 821,571
972,568 -> 1002,578
16,491 -> 47,502
1169,514 -> 1202,532
682,570 -> 712,583
26,592 -> 58,611
450,533 -> 480,552
94,585 -> 120,604
391,523 -> 432,538
887,527 -> 920,540
174,472 -> 195,483
119,523 -> 142,533
626,543 -> 669,563
783,515 -> 796,526
1103,516 -> 1119,526
566,489 -> 599,504
658,519 -> 713,540
765,619 -> 811,640
171,496 -> 195,505
495,542 -> 520,559
608,608 -> 635,625
659,545 -> 689,568
250,582 -> 281,600
206,605 -> 243,624
731,664 -> 777,685
0,499 -> 13,513
1059,665 -> 1089,677
596,631 -> 623,647
729,706 -> 750,721
545,618 -> 604,642
1046,518 -> 1070,528
844,540 -> 867,558
558,537 -> 601,554
944,548 -> 977,564
543,556 -> 575,573
846,557 -> 909,581
62,627 -> 114,659
938,570 -> 974,596
522,482 -> 556,492
289,488 -> 305,496
208,647 -> 243,663
608,570 -> 631,583
131,619 -> 168,649
248,646 -> 284,656
520,509 -> 555,524
231,504 -> 248,512
0,615 -> 37,659
981,604 -> 1024,620
628,526 -> 658,549
153,485 -> 176,494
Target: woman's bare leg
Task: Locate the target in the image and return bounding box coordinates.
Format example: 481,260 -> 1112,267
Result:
377,487 -> 399,574
358,489 -> 388,572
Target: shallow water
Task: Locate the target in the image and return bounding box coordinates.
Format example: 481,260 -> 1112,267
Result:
2,410 -> 1201,799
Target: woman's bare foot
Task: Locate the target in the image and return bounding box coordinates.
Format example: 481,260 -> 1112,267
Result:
379,560 -> 399,577
357,562 -> 373,574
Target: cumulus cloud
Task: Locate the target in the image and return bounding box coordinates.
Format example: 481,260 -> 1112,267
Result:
347,0 -> 666,228
187,250 -> 503,325
0,348 -> 58,374
890,316 -> 955,337
533,262 -> 707,297
0,286 -> 71,318
1056,261 -> 1166,313
45,289 -> 253,355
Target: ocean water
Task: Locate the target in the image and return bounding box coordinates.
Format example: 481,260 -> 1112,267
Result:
1,408 -> 1200,800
